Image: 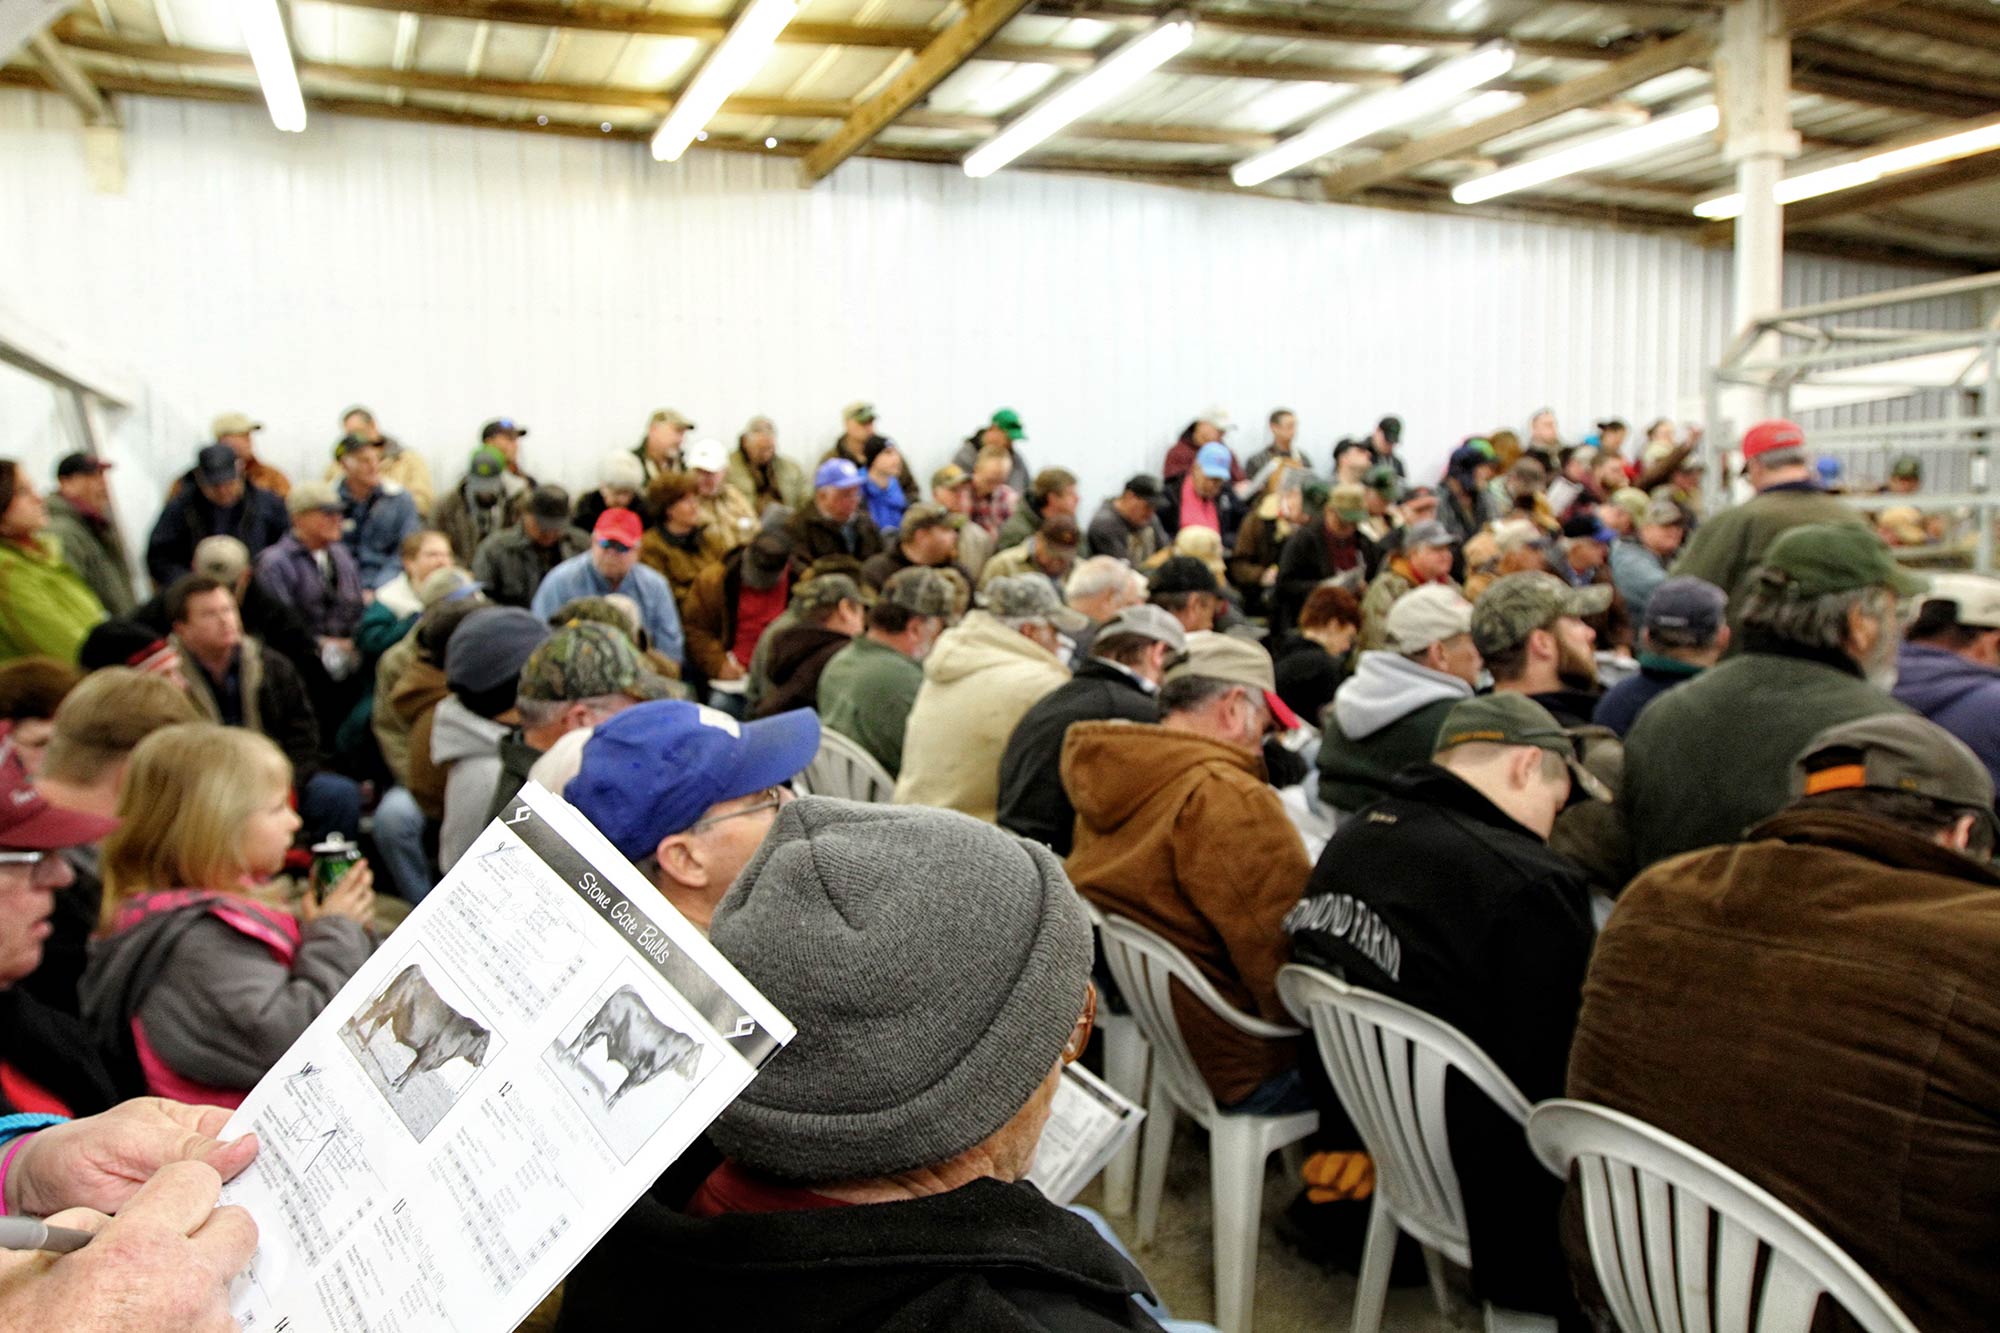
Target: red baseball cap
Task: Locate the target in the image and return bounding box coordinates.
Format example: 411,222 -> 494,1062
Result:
0,732 -> 119,852
1741,419 -> 1805,460
593,507 -> 644,549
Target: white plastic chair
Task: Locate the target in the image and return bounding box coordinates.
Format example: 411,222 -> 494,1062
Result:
1276,963 -> 1555,1333
795,727 -> 896,803
1099,915 -> 1318,1333
1078,898 -> 1150,1216
1527,1100 -> 1921,1333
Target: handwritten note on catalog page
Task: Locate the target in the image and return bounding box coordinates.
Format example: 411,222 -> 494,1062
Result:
219,782 -> 793,1333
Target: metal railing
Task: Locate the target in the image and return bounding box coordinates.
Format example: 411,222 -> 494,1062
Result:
1705,270 -> 2000,571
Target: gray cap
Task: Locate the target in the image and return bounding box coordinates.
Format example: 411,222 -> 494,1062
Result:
1094,603 -> 1188,654
1645,576 -> 1725,640
286,479 -> 342,517
1792,713 -> 1996,831
445,606 -> 551,701
1383,584 -> 1474,655
981,574 -> 1090,634
708,798 -> 1092,1182
192,534 -> 251,583
1402,519 -> 1454,550
418,566 -> 481,609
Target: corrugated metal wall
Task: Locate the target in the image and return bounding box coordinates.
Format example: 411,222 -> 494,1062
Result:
0,88 -> 1978,524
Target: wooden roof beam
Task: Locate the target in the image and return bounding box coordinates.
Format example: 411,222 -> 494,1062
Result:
26,29 -> 114,123
320,0 -> 937,50
798,0 -> 1033,185
1025,3 -> 1646,62
1319,24 -> 1716,201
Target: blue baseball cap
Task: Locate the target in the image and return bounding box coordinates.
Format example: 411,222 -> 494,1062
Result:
565,702 -> 822,857
814,458 -> 864,490
1195,442 -> 1233,479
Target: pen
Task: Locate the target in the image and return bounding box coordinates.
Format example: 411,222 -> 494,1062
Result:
0,1215 -> 94,1254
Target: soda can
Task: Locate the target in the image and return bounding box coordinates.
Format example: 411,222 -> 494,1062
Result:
310,837 -> 362,902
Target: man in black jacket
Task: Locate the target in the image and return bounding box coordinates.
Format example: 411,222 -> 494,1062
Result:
997,605 -> 1186,854
1287,693 -> 1598,1325
558,799 -> 1178,1333
145,444 -> 290,588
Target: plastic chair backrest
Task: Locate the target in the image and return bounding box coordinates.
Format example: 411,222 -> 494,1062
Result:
796,727 -> 896,803
1275,963 -> 1531,1265
1098,915 -> 1300,1122
1527,1101 -> 1921,1333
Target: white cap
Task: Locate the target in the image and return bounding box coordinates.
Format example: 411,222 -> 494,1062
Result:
1383,585 -> 1475,655
686,438 -> 729,473
599,451 -> 646,492
1917,573 -> 2000,630
1198,405 -> 1235,432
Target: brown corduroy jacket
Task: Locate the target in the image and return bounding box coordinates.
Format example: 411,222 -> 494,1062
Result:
1566,806 -> 2000,1333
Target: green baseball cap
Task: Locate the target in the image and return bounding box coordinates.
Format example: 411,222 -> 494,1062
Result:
1758,523 -> 1926,599
1793,713 -> 1996,842
1471,572 -> 1613,658
991,408 -> 1026,441
518,622 -> 677,704
1434,693 -> 1610,802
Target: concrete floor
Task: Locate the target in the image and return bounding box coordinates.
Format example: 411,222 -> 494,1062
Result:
1075,1113 -> 1464,1333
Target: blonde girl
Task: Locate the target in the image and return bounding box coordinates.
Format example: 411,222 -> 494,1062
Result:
81,723 -> 377,1105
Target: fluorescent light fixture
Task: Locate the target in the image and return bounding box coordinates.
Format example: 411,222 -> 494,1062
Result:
651,0 -> 799,162
1693,115 -> 2000,219
962,17 -> 1194,179
1451,102 -> 1718,205
1230,41 -> 1516,189
233,0 -> 306,133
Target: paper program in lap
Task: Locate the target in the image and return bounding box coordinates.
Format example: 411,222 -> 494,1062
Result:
220,781 -> 793,1333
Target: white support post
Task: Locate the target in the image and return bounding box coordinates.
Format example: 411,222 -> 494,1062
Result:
1716,0 -> 1800,442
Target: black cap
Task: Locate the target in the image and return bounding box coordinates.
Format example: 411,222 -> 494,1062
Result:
55,452 -> 109,479
332,433 -> 377,461
1378,415 -> 1403,443
1150,555 -> 1220,596
195,443 -> 242,487
79,618 -> 173,672
1123,473 -> 1162,501
481,418 -> 528,441
528,484 -> 572,525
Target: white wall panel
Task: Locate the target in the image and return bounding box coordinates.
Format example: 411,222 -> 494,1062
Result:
0,87 -> 1973,575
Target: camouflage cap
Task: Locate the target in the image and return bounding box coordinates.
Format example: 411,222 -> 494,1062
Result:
899,502 -> 954,536
1471,571 -> 1613,657
793,573 -> 865,617
981,574 -> 1090,634
881,566 -> 959,618
519,621 -> 676,704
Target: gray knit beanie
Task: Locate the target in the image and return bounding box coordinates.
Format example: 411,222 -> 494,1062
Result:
707,797 -> 1092,1182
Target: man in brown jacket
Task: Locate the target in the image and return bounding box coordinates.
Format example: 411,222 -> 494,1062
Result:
1567,712 -> 2000,1333
1063,632 -> 1311,1111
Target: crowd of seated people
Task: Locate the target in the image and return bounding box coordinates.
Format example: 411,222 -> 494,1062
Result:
2,397 -> 1994,1331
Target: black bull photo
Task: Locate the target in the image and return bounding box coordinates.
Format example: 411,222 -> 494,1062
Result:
352,964 -> 494,1090
555,986 -> 701,1110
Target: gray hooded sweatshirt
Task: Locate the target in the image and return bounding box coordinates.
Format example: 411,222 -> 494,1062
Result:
432,695 -> 512,874
1317,650 -> 1473,813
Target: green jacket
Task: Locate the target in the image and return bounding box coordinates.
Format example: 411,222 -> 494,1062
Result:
1621,643 -> 1906,873
0,535 -> 105,663
816,635 -> 923,777
1671,485 -> 1863,619
42,496 -> 135,616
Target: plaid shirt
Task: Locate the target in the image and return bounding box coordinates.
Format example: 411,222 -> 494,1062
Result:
970,484 -> 1017,537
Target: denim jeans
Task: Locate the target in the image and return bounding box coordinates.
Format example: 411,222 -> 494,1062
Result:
298,770 -> 362,843
1222,1066 -> 1314,1117
371,785 -> 436,904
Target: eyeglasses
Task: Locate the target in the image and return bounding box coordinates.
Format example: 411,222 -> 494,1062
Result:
688,785 -> 793,833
